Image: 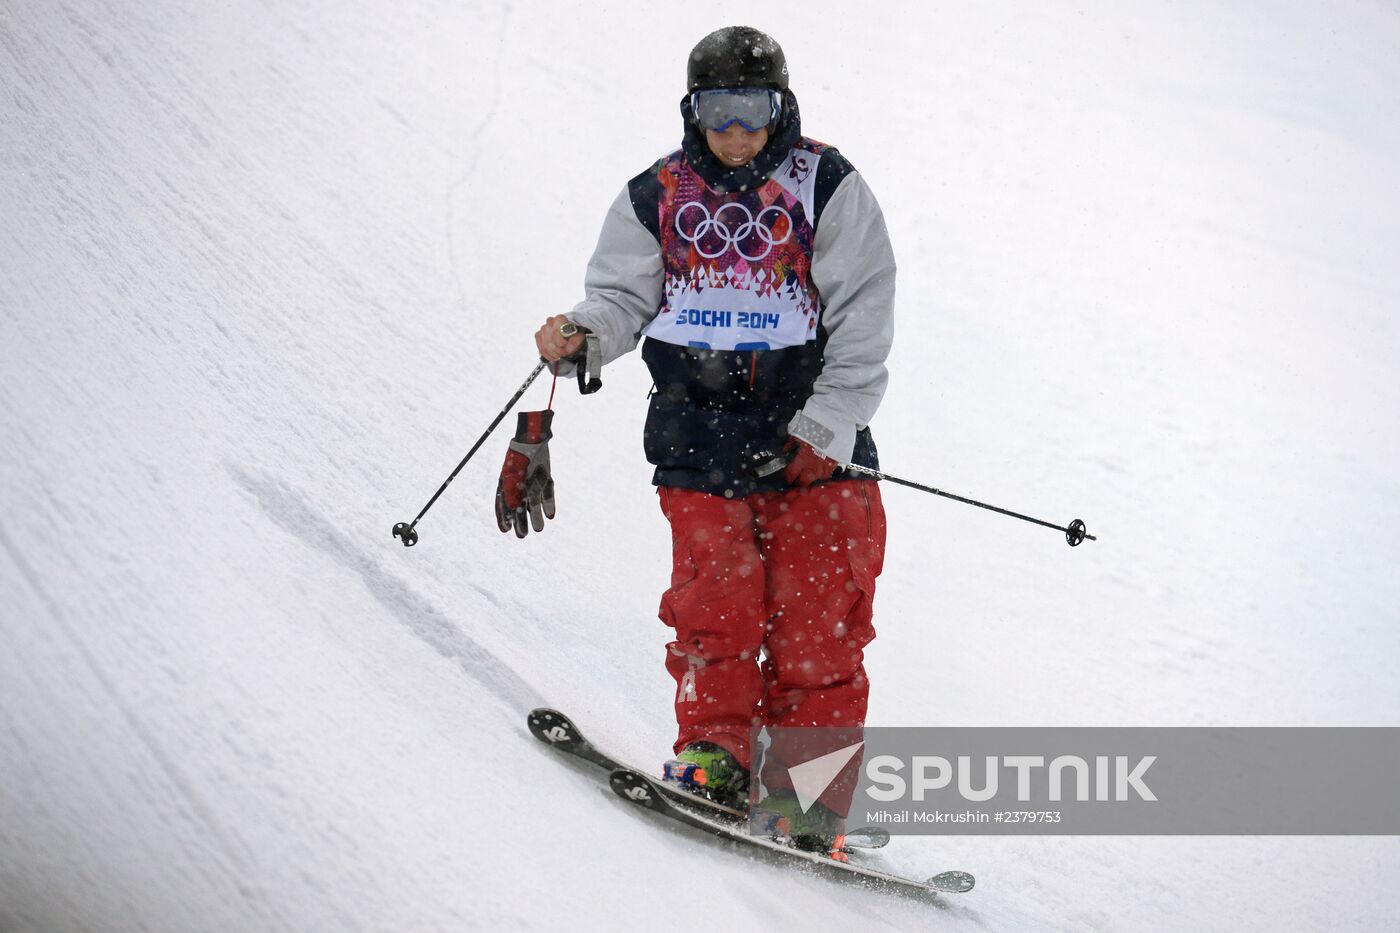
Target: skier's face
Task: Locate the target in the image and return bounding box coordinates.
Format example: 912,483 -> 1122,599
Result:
705,124 -> 770,168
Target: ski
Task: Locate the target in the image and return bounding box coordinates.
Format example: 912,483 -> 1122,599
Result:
609,768 -> 975,897
527,707 -> 630,774
528,707 -> 896,851
527,707 -> 744,819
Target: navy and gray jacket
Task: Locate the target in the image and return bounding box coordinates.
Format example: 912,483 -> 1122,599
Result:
564,90 -> 896,497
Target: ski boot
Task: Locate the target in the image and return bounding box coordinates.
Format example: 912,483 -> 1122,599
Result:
751,789 -> 846,856
662,741 -> 750,810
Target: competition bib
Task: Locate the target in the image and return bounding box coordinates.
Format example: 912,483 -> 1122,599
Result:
642,145 -> 828,351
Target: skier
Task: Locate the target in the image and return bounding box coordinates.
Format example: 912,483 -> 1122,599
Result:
512,25 -> 895,850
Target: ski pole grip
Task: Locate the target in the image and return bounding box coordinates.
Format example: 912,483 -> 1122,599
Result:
744,448 -> 794,478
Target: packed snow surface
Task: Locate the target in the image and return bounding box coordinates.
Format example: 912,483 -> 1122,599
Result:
3,1 -> 1399,930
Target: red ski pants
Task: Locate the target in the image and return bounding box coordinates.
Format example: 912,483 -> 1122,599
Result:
658,480 -> 886,771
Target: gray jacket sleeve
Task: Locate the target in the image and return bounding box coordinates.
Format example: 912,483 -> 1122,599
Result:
789,171 -> 896,464
559,185 -> 664,373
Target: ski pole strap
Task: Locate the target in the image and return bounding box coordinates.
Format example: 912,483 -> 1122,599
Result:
576,332 -> 603,394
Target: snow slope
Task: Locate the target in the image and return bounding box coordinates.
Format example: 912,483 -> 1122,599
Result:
3,1 -> 1399,930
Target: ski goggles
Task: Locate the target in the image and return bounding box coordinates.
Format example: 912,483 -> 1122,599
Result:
690,87 -> 782,132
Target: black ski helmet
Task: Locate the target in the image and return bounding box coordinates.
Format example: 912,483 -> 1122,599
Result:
687,26 -> 789,92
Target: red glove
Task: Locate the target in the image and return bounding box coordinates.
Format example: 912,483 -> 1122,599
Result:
495,410 -> 556,538
783,437 -> 840,487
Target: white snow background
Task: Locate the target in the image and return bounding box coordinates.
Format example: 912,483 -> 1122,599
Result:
3,1 -> 1399,930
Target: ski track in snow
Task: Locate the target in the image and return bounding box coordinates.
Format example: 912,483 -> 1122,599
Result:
226,463 -> 544,714
0,535 -> 294,933
445,2 -> 509,321
0,526 -> 257,876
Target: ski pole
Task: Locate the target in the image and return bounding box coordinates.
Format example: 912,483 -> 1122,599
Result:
747,450 -> 1096,547
392,359 -> 550,547
841,464 -> 1096,547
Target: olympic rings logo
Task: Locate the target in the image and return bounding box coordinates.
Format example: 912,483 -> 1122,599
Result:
674,201 -> 792,261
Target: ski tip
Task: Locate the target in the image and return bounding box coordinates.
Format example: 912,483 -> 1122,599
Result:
609,769 -> 669,813
927,870 -> 976,894
527,708 -> 580,746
